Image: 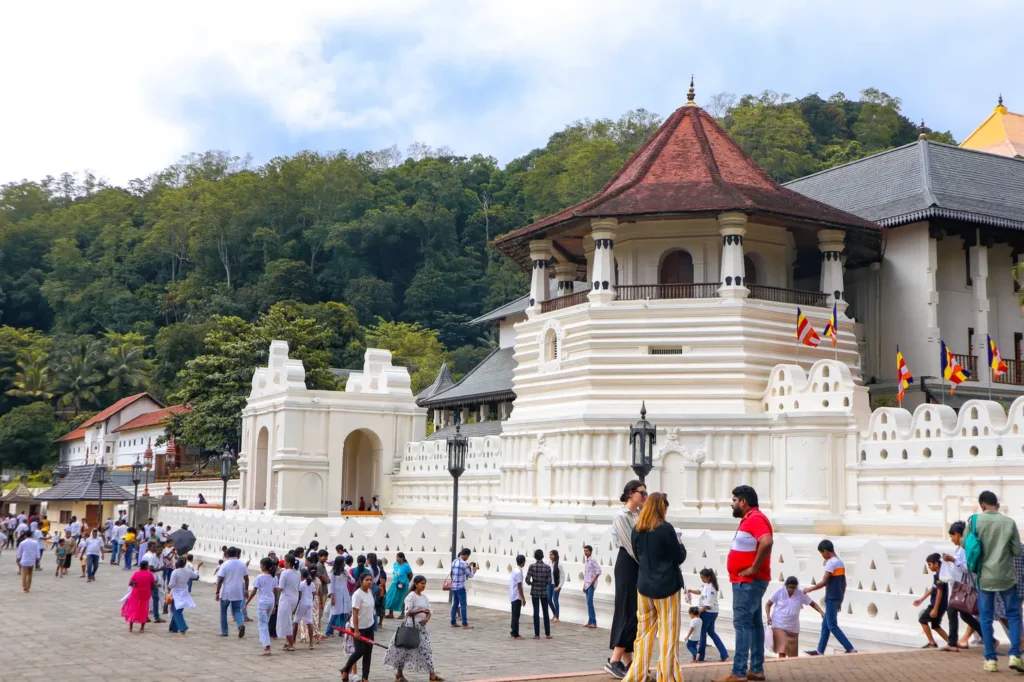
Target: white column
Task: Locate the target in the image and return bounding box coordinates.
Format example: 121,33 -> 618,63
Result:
588,218 -> 618,306
818,228 -> 847,314
554,262 -> 577,297
527,239 -> 553,313
972,240 -> 990,374
717,212 -> 749,298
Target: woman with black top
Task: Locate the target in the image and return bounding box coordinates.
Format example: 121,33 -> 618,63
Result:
605,480 -> 646,679
623,492 -> 685,682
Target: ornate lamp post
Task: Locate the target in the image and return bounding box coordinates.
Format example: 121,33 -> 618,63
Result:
629,402 -> 656,484
96,464 -> 108,533
143,438 -> 153,496
446,422 -> 468,580
131,458 -> 143,526
219,444 -> 235,511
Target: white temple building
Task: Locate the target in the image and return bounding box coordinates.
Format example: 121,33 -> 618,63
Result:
161,92 -> 1024,648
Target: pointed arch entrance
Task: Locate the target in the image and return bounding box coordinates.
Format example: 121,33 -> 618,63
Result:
342,429 -> 382,509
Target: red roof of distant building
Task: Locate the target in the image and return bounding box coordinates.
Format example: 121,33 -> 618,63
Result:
494,102 -> 880,269
113,404 -> 190,433
56,427 -> 87,443
78,393 -> 158,429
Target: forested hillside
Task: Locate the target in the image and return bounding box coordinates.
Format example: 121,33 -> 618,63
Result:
0,88 -> 953,466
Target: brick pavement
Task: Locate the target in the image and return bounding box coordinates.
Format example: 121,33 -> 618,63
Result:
0,556 -> 1009,682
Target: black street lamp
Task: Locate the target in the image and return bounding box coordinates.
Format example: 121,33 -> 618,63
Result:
629,402 -> 656,484
96,464 -> 108,536
131,457 -> 144,526
446,422 -> 468,582
219,445 -> 235,511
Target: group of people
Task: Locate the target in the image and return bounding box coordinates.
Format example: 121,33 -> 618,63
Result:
341,496 -> 380,512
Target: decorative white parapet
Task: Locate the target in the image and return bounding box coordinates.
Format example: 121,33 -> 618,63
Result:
392,435 -> 503,514
854,397 -> 1024,532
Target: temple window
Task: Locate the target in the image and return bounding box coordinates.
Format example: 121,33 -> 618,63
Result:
659,249 -> 694,284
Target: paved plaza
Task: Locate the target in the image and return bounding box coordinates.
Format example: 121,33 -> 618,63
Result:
0,556 -> 1011,682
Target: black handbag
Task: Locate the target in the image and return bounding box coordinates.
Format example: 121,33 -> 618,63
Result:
395,618 -> 421,649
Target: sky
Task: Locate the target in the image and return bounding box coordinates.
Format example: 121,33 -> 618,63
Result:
2,0 -> 1021,186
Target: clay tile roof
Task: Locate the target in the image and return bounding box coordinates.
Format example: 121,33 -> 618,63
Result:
494,103 -> 880,269
55,427 -> 87,443
78,393 -> 159,429
113,404 -> 190,433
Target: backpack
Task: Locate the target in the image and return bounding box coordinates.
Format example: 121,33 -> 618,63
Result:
964,514 -> 983,574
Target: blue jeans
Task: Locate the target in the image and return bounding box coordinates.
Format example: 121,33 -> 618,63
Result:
327,612 -> 349,636
86,554 -> 99,579
980,586 -> 1023,661
450,587 -> 468,626
169,606 -> 187,632
110,540 -> 120,564
817,599 -> 855,653
731,579 -> 769,677
585,585 -> 597,625
547,583 -> 561,618
123,545 -> 135,569
698,611 -> 729,661
220,599 -> 244,635
686,640 -> 699,660
151,585 -> 162,621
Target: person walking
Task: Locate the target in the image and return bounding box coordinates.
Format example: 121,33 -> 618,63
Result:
623,492 -> 685,682
122,526 -> 137,570
526,548 -> 553,639
168,557 -> 201,635
942,520 -> 982,650
713,485 -> 773,682
122,559 -> 156,632
686,568 -> 729,662
449,548 -> 477,628
803,539 -> 857,655
216,546 -> 248,638
766,576 -> 824,657
685,607 -> 703,662
548,550 -> 564,623
246,557 -> 279,655
966,491 -> 1024,673
327,553 -> 355,636
582,544 -> 601,628
16,530 -> 40,592
510,554 -> 526,639
276,553 -> 300,651
384,575 -> 445,682
342,571 -> 377,682
82,529 -> 105,582
54,538 -> 68,578
605,480 -> 645,679
386,552 -> 414,619
913,553 -> 950,648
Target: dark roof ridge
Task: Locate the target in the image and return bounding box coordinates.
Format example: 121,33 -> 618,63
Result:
429,346 -> 502,401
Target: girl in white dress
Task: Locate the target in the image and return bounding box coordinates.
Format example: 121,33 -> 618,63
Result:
275,553 -> 300,652
168,557 -> 202,634
383,575 -> 444,682
329,554 -> 355,636
294,568 -> 316,650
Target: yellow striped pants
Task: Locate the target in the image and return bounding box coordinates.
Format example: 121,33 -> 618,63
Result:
623,591 -> 684,682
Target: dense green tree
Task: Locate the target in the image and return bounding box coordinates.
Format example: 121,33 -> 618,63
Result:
0,401 -> 56,470
365,319 -> 447,392
5,349 -> 54,402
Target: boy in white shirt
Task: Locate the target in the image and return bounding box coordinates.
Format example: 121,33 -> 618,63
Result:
685,607 -> 703,661
510,554 -> 526,639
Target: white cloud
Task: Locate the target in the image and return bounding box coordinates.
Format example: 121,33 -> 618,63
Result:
1,0 -> 1021,185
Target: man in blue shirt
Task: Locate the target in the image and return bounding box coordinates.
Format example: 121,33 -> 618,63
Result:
450,548 -> 477,628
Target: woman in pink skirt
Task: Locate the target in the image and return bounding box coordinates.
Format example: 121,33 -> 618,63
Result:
122,559 -> 156,632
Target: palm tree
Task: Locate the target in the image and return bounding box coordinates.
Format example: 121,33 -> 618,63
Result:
5,350 -> 55,401
55,339 -> 105,416
104,342 -> 153,398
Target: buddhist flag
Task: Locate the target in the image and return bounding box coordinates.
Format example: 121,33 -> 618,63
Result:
989,334 -> 1008,378
796,307 -> 821,347
896,346 -> 913,404
822,302 -> 838,347
940,340 -> 971,394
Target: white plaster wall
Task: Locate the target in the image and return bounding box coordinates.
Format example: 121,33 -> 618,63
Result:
165,479 -> 240,506
879,223 -> 938,379
990,244 -> 1024,355
936,235 -> 976,356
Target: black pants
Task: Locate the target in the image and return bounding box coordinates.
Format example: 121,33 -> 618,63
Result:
343,627 -> 374,680
533,596 -> 550,637
948,607 -> 981,644
511,599 -> 522,637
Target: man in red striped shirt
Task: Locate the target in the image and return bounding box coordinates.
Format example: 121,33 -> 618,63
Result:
714,486 -> 773,682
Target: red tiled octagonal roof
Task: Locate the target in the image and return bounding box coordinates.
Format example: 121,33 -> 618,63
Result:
494,103 -> 880,269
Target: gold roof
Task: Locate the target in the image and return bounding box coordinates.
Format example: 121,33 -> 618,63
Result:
960,96 -> 1024,158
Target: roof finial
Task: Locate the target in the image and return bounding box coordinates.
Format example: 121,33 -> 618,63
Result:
685,75 -> 697,107
918,119 -> 927,140
999,93 -> 1004,107
997,93 -> 1007,113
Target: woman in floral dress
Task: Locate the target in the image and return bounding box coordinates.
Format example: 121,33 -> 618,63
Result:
384,576 -> 444,682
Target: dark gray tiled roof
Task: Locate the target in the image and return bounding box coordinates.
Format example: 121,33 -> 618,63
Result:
426,421 -> 504,441
415,363 -> 456,402
418,347 -> 516,408
785,140 -> 1024,230
1,482 -> 36,503
470,295 -> 529,325
35,464 -> 133,502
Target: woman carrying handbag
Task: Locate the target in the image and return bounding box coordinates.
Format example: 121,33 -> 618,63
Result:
383,575 -> 445,682
942,520 -> 981,651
